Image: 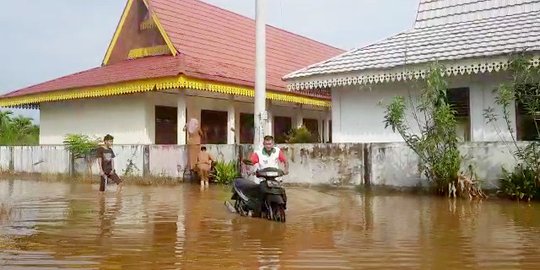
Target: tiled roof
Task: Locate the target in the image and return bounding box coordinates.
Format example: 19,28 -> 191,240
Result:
284,0 -> 540,80
1,0 -> 343,100
147,0 -> 344,90
415,0 -> 540,28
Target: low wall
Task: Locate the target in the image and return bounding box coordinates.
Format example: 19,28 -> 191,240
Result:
0,142 -> 523,189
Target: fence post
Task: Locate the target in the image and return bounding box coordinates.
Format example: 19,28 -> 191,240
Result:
9,146 -> 14,172
68,149 -> 75,177
143,145 -> 150,177
363,143 -> 372,186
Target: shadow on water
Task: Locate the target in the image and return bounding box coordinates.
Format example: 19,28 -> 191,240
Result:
0,179 -> 540,269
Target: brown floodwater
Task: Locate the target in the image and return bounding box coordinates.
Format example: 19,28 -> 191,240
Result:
1,179 -> 540,269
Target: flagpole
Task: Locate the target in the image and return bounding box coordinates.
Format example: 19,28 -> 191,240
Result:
253,0 -> 267,149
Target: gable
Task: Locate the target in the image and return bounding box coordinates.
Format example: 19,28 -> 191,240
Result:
102,0 -> 176,65
145,0 -> 344,90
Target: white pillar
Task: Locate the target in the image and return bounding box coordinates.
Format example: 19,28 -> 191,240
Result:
318,117 -> 324,142
331,90 -> 341,143
177,92 -> 187,145
296,105 -> 303,128
265,100 -> 273,136
253,0 -> 267,149
235,109 -> 241,144
324,113 -> 331,143
227,97 -> 236,144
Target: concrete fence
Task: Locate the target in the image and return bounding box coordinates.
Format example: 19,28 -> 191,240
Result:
0,142 -> 524,189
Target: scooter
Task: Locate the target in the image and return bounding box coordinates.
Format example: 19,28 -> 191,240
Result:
229,167 -> 287,222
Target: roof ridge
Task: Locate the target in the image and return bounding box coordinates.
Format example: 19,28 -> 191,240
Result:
284,6 -> 540,80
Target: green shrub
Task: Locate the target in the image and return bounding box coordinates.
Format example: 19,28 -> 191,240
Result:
63,134 -> 100,159
286,126 -> 317,143
212,161 -> 239,185
483,54 -> 540,200
63,134 -> 101,176
499,165 -> 540,201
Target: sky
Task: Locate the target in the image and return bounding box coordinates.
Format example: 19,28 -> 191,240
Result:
0,0 -> 419,123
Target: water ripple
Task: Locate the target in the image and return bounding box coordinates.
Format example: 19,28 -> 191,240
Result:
1,180 -> 540,269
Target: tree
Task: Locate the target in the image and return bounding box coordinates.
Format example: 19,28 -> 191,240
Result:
383,63 -> 485,199
0,110 -> 39,146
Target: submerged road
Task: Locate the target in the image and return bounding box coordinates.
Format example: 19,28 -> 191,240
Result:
1,179 -> 540,269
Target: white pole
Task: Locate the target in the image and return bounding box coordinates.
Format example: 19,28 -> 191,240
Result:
254,0 -> 267,149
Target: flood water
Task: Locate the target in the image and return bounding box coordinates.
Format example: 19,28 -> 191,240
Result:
1,180 -> 540,269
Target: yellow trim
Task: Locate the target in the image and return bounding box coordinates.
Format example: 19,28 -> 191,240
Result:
139,18 -> 156,30
182,77 -> 331,107
102,0 -> 134,65
0,76 -> 330,108
141,0 -> 177,57
128,45 -> 171,59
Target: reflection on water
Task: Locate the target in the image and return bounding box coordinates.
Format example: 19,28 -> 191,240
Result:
1,179 -> 540,269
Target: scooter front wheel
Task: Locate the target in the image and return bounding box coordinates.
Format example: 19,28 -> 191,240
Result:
273,204 -> 286,223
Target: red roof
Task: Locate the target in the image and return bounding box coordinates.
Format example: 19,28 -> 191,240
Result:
2,0 -> 343,99
2,56 -> 182,98
147,0 -> 344,89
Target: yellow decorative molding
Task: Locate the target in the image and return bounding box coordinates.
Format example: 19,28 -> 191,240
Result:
128,45 -> 171,59
139,18 -> 156,30
182,77 -> 331,107
141,0 -> 177,57
0,76 -> 330,108
102,0 -> 134,65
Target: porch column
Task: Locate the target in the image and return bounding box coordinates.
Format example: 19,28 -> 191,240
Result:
318,117 -> 324,142
296,105 -> 304,128
324,113 -> 331,143
227,97 -> 236,144
266,100 -> 273,136
177,92 -> 187,145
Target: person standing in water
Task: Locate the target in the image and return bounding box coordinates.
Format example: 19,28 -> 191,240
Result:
96,134 -> 123,193
184,118 -> 204,171
196,146 -> 214,188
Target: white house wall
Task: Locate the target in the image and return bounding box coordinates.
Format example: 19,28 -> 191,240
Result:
332,82 -> 422,143
331,73 -> 516,143
39,91 -> 329,145
40,94 -> 150,144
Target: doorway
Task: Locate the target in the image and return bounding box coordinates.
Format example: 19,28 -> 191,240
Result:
240,113 -> 254,144
155,106 -> 177,145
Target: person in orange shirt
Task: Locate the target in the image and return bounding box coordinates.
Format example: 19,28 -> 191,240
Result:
196,146 -> 214,188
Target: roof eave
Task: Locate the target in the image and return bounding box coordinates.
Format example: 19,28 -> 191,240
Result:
286,54 -> 540,91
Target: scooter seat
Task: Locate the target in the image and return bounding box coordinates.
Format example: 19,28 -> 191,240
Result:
233,178 -> 261,199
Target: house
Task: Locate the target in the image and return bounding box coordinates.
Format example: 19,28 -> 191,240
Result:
0,0 -> 344,145
284,0 -> 540,143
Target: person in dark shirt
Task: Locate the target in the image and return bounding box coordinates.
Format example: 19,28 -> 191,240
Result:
96,134 -> 122,192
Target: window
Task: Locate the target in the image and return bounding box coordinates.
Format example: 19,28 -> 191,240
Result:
516,84 -> 540,141
447,87 -> 470,141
